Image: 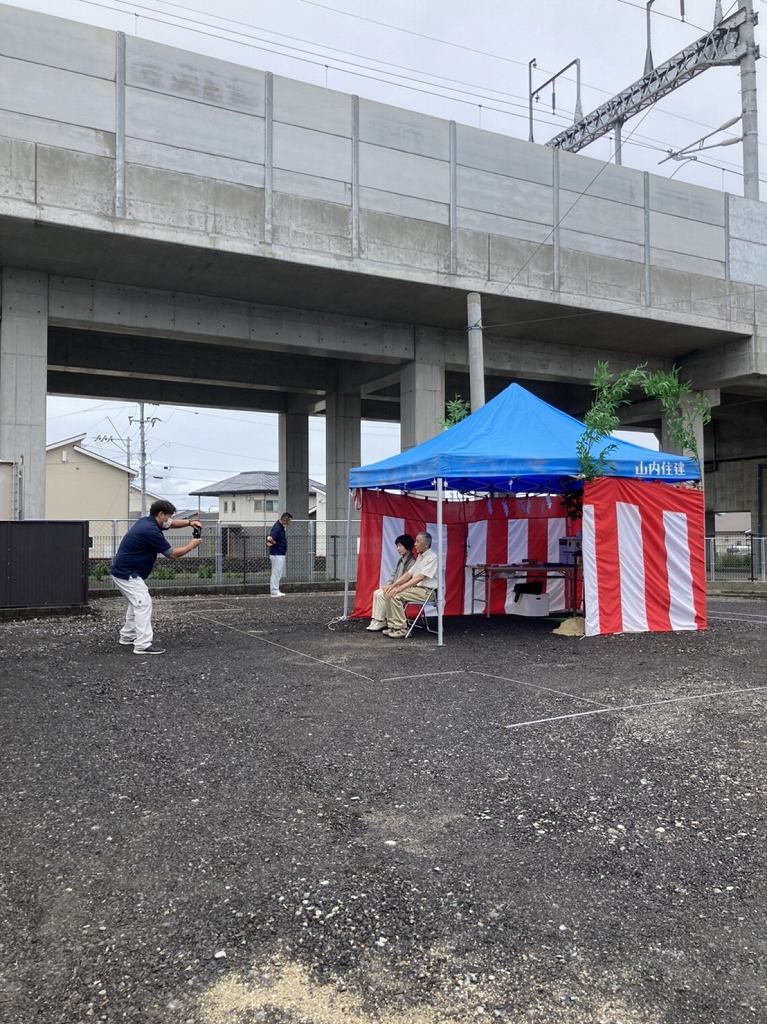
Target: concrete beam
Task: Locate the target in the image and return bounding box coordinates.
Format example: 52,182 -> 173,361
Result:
48,328 -> 337,394
47,371 -> 291,413
680,333 -> 767,392
49,278 -> 416,364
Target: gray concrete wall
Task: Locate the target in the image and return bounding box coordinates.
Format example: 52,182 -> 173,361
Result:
1,2 -> 765,332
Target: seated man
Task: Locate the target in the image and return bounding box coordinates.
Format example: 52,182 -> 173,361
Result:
381,531 -> 439,639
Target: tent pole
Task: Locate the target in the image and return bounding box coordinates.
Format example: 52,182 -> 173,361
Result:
437,477 -> 444,647
342,488 -> 354,619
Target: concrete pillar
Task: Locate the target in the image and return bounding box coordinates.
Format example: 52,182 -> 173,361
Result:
660,391 -> 714,496
400,362 -> 444,450
325,392 -> 360,523
0,270 -> 48,519
278,409 -> 310,581
278,411 -> 309,520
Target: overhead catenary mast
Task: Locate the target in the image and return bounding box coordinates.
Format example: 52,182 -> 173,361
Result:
543,1 -> 760,199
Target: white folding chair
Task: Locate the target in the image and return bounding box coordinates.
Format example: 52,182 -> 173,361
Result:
404,588 -> 439,637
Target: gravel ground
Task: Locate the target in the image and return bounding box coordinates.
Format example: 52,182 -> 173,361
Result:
1,592 -> 766,1024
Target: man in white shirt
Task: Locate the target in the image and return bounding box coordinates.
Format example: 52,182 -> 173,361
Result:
381,531 -> 439,638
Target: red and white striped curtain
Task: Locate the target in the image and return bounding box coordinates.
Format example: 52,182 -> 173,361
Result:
582,477 -> 706,637
352,490 -> 575,618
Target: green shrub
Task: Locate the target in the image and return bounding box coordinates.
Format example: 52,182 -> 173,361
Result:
150,564 -> 176,580
199,564 -> 214,579
90,561 -> 111,580
715,553 -> 751,571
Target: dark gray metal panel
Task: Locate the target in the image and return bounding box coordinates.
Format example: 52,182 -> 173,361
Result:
0,523 -> 8,607
4,522 -> 89,608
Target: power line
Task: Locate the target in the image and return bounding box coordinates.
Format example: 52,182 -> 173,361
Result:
70,0 -> 764,179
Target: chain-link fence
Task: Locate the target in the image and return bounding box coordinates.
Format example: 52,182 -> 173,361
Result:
88,522 -> 767,591
88,519 -> 360,591
706,532 -> 766,582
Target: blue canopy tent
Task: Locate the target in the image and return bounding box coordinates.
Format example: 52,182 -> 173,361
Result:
349,383 -> 701,493
346,384 -> 701,645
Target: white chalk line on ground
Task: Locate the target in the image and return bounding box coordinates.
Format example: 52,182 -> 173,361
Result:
187,613 -> 376,682
379,670 -> 468,682
500,683 -> 767,731
469,670 -> 611,708
709,611 -> 767,624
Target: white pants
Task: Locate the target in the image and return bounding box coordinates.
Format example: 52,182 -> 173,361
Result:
269,554 -> 286,595
370,588 -> 387,623
111,574 -> 153,649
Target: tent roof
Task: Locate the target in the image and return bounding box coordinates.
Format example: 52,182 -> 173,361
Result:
349,383 -> 701,493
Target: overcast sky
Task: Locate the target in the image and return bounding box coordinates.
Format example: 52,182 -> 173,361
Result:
11,0 -> 763,506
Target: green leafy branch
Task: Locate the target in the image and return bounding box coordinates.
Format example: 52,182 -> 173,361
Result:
438,393 -> 471,430
643,366 -> 711,471
576,362 -> 711,482
576,363 -> 648,480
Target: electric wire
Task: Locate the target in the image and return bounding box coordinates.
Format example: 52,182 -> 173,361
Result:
68,0 -> 766,181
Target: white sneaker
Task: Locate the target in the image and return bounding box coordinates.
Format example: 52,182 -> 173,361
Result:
366,620 -> 386,631
271,591 -> 285,597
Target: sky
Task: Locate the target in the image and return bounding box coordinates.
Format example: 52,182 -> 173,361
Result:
10,0 -> 763,506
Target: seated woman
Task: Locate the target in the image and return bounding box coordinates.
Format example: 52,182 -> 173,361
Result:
366,534 -> 415,631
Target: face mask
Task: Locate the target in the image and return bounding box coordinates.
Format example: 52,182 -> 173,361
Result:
161,517 -> 173,530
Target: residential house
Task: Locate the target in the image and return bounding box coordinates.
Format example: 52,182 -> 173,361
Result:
47,435 -> 135,520
190,471 -> 326,526
129,483 -> 165,516
46,435 -> 136,556
191,471 -> 327,557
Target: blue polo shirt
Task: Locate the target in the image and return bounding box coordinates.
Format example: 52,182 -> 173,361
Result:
268,520 -> 287,556
110,516 -> 172,580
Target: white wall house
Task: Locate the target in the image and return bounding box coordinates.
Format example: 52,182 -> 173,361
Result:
190,472 -> 326,527
129,484 -> 165,516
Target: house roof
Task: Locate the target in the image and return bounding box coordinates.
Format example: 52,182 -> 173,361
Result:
130,483 -> 164,502
349,383 -> 701,493
190,471 -> 326,497
47,436 -> 136,477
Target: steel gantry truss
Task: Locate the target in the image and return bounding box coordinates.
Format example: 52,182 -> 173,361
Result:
547,5 -> 755,154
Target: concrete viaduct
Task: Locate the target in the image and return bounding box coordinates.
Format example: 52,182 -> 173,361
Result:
2,4 -> 767,527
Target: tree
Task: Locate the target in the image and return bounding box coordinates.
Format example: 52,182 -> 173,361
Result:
438,394 -> 470,430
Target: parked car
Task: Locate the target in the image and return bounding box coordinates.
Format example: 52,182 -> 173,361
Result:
726,543 -> 751,554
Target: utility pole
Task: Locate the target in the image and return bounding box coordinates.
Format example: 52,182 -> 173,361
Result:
128,402 -> 161,517
140,403 -> 147,517
467,293 -> 486,412
740,0 -> 760,200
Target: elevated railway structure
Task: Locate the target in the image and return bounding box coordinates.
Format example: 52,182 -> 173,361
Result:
1,4 -> 767,526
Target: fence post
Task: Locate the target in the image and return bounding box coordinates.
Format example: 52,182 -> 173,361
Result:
215,520 -> 223,585
329,533 -> 339,581
309,519 -> 315,582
